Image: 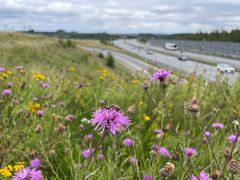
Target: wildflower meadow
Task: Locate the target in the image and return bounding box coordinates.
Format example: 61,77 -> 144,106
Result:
0,33 -> 240,179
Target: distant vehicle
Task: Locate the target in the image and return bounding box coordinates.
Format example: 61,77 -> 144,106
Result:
146,50 -> 154,55
200,46 -> 205,51
164,43 -> 179,51
178,54 -> 187,61
217,64 -> 236,73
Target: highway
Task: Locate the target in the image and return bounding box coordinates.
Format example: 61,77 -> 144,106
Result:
126,39 -> 240,69
82,47 -> 150,74
113,39 -> 239,84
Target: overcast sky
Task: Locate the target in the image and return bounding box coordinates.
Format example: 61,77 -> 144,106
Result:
0,0 -> 239,33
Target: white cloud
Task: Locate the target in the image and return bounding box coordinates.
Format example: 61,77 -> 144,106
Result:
0,0 -> 239,33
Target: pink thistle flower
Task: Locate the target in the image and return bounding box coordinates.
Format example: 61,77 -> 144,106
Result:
99,100 -> 105,106
36,110 -> 44,117
39,81 -> 49,89
65,114 -> 75,123
35,124 -> 43,133
123,138 -> 134,147
30,159 -> 41,169
154,129 -> 162,134
203,131 -> 212,141
150,68 -> 170,82
228,134 -> 240,143
13,167 -> 31,180
91,107 -> 130,135
7,82 -> 13,88
84,134 -> 93,141
1,89 -> 12,96
97,154 -> 104,161
129,157 -> 138,164
184,147 -> 196,157
190,175 -> 198,180
0,67 -> 5,72
151,144 -> 160,155
81,148 -> 94,159
143,175 -> 153,180
199,171 -> 210,180
16,66 -> 24,70
41,83 -> 50,89
13,167 -> 42,180
79,124 -> 84,129
159,147 -> 170,157
211,122 -> 224,129
30,169 -> 43,180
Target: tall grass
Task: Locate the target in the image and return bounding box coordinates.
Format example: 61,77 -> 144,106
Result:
0,33 -> 239,179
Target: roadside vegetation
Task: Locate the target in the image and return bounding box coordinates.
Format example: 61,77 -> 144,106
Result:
0,33 -> 240,179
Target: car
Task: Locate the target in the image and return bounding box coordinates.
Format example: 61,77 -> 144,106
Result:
146,50 -> 154,55
217,64 -> 236,73
164,43 -> 179,51
178,55 -> 187,61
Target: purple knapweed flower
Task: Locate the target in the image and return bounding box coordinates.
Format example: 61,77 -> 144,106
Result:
190,175 -> 198,180
184,147 -> 196,157
143,175 -> 153,180
36,110 -> 44,117
150,68 -> 170,82
41,83 -> 50,89
123,138 -> 134,147
29,169 -> 42,180
199,171 -> 210,180
39,81 -> 49,89
79,124 -> 84,129
228,134 -> 240,143
154,129 -> 162,134
129,157 -> 138,164
97,154 -> 104,161
211,122 -> 224,129
151,144 -> 160,155
13,167 -> 42,180
7,82 -> 13,88
81,148 -> 94,159
159,147 -> 170,157
99,100 -> 105,106
16,66 -> 23,70
30,159 -> 41,169
91,107 -> 130,135
65,114 -> 75,123
0,67 -> 5,72
203,131 -> 212,141
12,167 -> 31,180
84,134 -> 93,141
1,89 -> 12,96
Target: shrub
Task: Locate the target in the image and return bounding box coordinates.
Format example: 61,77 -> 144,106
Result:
98,53 -> 104,59
106,54 -> 115,68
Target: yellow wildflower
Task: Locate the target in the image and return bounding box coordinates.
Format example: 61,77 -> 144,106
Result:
29,101 -> 41,113
132,80 -> 140,84
6,71 -> 13,75
139,101 -> 144,105
0,162 -> 25,177
68,67 -> 75,72
144,115 -> 151,122
102,72 -> 108,77
99,76 -> 105,81
32,72 -> 45,80
19,69 -> 27,75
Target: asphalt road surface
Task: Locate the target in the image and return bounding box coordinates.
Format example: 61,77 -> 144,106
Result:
149,39 -> 240,59
113,39 -> 239,84
125,39 -> 240,69
82,47 -> 150,74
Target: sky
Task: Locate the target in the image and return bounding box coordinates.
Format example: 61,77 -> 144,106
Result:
0,0 -> 240,34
